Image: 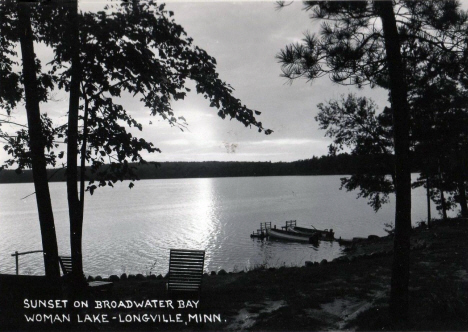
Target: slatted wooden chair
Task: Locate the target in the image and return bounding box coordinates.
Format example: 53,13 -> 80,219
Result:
167,249 -> 205,294
58,256 -> 113,292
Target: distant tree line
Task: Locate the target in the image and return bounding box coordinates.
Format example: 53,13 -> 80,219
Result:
0,153 -> 401,183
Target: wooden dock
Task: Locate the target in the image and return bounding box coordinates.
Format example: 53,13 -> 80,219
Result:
250,222 -> 271,239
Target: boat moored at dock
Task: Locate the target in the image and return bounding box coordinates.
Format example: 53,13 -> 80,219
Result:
282,220 -> 334,240
266,227 -> 320,244
250,221 -> 333,244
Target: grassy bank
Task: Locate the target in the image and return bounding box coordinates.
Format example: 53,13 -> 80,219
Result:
1,219 -> 467,331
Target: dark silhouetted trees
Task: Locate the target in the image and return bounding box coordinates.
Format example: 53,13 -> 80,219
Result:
2,0 -> 271,285
0,2 -> 61,279
277,0 -> 467,321
316,94 -> 394,211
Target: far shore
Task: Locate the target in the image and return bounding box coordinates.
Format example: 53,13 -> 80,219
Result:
0,155 -> 404,184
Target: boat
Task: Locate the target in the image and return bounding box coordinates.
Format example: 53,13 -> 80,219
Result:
289,226 -> 335,240
266,228 -> 319,243
282,220 -> 335,240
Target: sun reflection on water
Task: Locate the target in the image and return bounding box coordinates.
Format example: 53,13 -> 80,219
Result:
185,178 -> 219,269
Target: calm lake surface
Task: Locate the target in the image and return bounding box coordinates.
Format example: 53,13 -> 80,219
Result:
0,175 -> 440,276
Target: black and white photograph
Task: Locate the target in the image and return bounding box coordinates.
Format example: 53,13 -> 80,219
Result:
0,0 -> 467,330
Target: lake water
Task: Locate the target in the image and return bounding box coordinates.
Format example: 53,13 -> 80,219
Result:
0,175 -> 442,277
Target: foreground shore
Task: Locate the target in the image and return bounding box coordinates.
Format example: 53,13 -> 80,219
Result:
1,219 -> 467,331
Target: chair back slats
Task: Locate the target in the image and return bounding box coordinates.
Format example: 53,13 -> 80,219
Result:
170,260 -> 204,266
168,249 -> 205,292
58,256 -> 73,275
57,256 -> 113,292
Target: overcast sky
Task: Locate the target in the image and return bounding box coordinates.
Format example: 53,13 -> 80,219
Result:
154,1 -> 390,162
3,1 -> 392,164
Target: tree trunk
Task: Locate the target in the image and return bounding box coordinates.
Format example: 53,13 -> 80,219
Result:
65,0 -> 85,286
457,178 -> 468,218
79,93 -> 89,211
376,1 -> 412,322
17,2 -> 60,279
426,177 -> 431,228
457,153 -> 468,217
132,0 -> 140,16
438,160 -> 448,221
440,187 -> 448,221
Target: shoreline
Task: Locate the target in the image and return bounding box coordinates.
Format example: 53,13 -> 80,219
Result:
1,218 -> 467,331
0,221 -> 433,281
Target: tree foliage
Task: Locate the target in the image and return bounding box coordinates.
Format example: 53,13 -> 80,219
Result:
2,1 -> 271,185
411,74 -> 468,217
1,0 -> 271,280
278,1 -> 467,88
316,94 -> 394,211
278,1 -> 468,215
277,0 -> 467,321
0,1 -> 61,278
